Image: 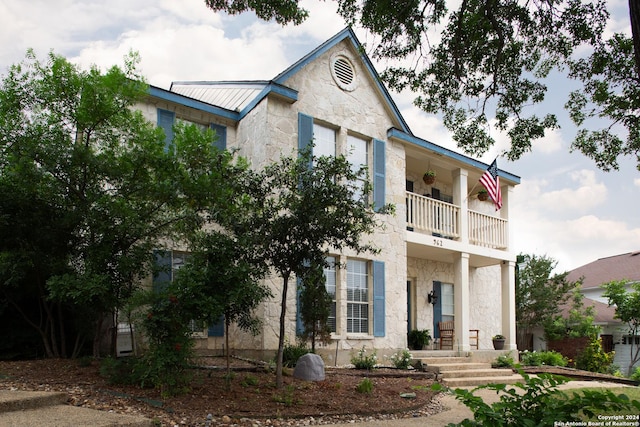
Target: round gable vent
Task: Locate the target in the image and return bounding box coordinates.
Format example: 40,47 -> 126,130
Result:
331,55 -> 357,91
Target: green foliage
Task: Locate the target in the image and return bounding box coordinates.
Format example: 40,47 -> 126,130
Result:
99,356 -> 140,386
575,337 -> 615,373
631,366 -> 640,381
355,377 -> 374,394
407,329 -> 432,350
602,281 -> 640,376
298,261 -> 333,352
492,353 -> 515,368
240,374 -> 259,387
438,372 -> 640,426
281,341 -> 311,368
543,286 -> 600,341
519,350 -> 568,367
389,349 -> 413,370
254,146 -> 391,387
272,385 -> 297,406
133,290 -> 196,396
351,346 -> 378,370
0,50 -> 250,359
515,254 -> 574,345
199,0 -> 640,170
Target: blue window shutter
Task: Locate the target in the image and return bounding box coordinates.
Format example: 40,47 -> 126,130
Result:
373,139 -> 386,211
373,261 -> 385,337
296,277 -> 304,336
152,250 -> 172,293
298,113 -> 314,166
432,281 -> 442,338
209,123 -> 227,151
157,109 -> 175,150
208,316 -> 225,337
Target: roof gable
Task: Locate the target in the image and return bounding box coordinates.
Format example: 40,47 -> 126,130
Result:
272,27 -> 411,134
567,251 -> 640,289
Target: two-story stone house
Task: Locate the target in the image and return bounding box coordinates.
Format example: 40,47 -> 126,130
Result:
136,27 -> 521,364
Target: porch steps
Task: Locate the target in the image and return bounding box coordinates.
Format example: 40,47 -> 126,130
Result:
0,390 -> 152,427
415,355 -> 523,387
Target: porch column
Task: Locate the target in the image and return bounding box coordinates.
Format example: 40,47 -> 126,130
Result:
454,252 -> 470,351
452,169 -> 469,244
501,260 -> 517,350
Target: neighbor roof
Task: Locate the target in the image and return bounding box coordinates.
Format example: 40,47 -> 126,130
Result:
566,251 -> 640,290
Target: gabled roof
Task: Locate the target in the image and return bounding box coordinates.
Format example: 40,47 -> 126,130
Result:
557,297 -> 620,325
566,251 -> 640,290
272,27 -> 411,134
157,27 -> 410,133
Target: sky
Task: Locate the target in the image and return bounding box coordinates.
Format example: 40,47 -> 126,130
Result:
1,0 -> 638,273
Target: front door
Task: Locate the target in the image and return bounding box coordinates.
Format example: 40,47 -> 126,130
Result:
433,281 -> 454,341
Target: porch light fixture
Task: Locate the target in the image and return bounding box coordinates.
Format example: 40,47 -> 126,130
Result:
428,290 -> 438,305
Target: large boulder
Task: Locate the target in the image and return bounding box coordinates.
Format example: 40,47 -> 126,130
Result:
293,353 -> 325,381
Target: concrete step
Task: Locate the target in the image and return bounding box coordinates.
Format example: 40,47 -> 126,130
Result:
442,374 -> 524,388
439,368 -> 515,378
423,362 -> 490,372
0,390 -> 152,427
417,356 -> 471,365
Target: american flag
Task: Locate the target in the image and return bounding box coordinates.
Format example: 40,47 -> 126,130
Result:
480,159 -> 502,210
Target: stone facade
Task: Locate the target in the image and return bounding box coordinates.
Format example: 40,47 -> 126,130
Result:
139,28 -> 520,363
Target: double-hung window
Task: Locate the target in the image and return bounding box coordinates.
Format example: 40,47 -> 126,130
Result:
347,259 -> 369,334
313,123 -> 336,160
324,257 -> 337,333
347,135 -> 368,201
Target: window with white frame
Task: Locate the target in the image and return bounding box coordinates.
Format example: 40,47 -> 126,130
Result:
313,123 -> 336,159
441,283 -> 454,323
324,257 -> 337,333
169,251 -> 208,337
347,259 -> 369,334
347,134 -> 368,200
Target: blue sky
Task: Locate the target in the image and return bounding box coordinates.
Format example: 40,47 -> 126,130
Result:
1,0 -> 638,272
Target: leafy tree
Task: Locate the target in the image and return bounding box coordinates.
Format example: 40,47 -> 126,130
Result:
542,285 -> 600,341
204,0 -> 640,171
602,280 -> 640,376
515,254 -> 573,350
298,261 -> 333,352
255,147 -> 392,387
172,230 -> 272,378
0,51 -> 229,357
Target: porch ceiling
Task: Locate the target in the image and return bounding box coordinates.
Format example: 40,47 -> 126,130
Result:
406,241 -> 506,268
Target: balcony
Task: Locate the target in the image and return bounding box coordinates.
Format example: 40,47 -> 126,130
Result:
405,192 -> 508,250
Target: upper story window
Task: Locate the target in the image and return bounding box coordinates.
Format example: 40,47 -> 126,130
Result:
347,134 -> 368,200
313,123 -> 336,159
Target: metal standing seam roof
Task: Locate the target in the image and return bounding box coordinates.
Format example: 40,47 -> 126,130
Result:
170,81 -> 269,112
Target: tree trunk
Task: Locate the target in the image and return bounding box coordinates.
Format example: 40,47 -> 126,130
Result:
225,316 -> 231,380
630,0 -> 640,78
276,274 -> 290,389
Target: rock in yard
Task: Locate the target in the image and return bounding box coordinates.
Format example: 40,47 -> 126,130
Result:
293,353 -> 325,381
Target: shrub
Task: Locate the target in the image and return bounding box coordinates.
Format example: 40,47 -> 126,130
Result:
574,337 -> 615,373
631,366 -> 640,381
99,356 -> 139,385
492,353 -> 515,368
519,350 -> 568,367
389,349 -> 413,369
436,372 -> 640,426
351,346 -> 377,370
281,341 -> 311,368
356,377 -> 374,394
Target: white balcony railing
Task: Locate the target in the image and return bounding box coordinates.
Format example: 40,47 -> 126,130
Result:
468,209 -> 508,249
406,192 -> 508,250
406,192 -> 460,239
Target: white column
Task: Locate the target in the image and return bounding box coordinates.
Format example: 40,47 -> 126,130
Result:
454,252 -> 470,351
452,168 -> 469,244
501,260 -> 517,350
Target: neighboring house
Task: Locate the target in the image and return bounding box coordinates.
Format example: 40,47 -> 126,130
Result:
532,251 -> 640,374
136,28 -> 521,364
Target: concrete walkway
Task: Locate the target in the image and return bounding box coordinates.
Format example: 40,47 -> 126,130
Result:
322,380 -> 637,427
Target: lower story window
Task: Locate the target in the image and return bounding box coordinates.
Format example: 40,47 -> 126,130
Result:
325,257 -> 337,333
347,259 -> 369,334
